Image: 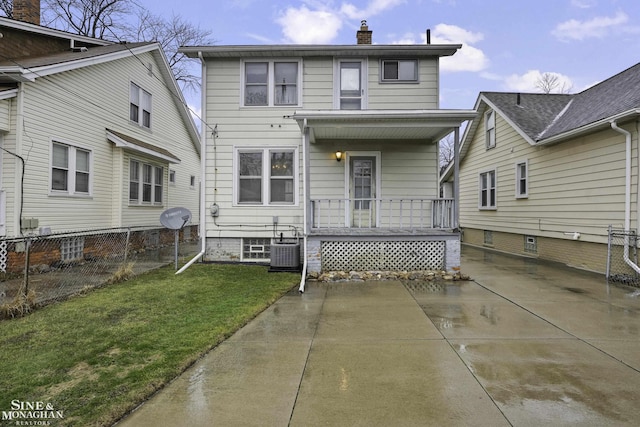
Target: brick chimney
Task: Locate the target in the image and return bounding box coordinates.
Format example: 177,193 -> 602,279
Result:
13,0 -> 41,25
357,20 -> 372,45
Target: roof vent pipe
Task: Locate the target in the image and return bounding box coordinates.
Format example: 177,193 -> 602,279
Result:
426,29 -> 431,44
517,93 -> 521,105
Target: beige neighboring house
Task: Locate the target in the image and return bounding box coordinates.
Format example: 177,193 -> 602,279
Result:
0,14 -> 201,240
180,22 -> 475,284
443,62 -> 640,275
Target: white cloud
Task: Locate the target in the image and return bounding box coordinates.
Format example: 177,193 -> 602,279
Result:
571,0 -> 596,8
276,6 -> 343,44
430,24 -> 488,72
552,10 -> 630,41
340,0 -> 407,19
504,70 -> 574,93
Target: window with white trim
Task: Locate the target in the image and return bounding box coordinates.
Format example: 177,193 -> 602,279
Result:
129,159 -> 164,205
130,82 -> 152,128
51,141 -> 91,196
516,160 -> 528,198
243,60 -> 300,106
479,169 -> 497,209
236,148 -> 297,205
381,59 -> 418,82
169,170 -> 176,185
485,109 -> 496,149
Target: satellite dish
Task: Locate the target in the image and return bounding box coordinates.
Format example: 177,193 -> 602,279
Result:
160,207 -> 192,230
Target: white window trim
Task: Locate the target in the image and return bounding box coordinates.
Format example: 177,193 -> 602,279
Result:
129,158 -> 165,206
379,59 -> 419,83
240,59 -> 303,108
478,167 -> 497,210
233,146 -> 299,206
333,58 -> 368,109
485,109 -> 496,149
49,139 -> 93,197
169,169 -> 176,186
130,82 -> 152,129
515,159 -> 528,199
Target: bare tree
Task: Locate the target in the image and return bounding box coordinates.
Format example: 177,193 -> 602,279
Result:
127,10 -> 212,93
439,133 -> 455,171
42,0 -> 134,40
536,72 -> 572,94
0,0 -> 12,18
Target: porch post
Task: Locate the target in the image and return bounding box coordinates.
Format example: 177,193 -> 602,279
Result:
303,125 -> 311,234
453,127 -> 460,229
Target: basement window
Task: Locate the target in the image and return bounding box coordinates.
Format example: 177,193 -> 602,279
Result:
484,230 -> 493,245
243,238 -> 271,260
524,235 -> 537,253
61,237 -> 84,261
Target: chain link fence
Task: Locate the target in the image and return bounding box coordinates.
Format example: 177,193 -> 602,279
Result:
0,226 -> 199,318
607,227 -> 640,287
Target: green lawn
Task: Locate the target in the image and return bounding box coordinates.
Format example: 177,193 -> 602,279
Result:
0,263 -> 299,426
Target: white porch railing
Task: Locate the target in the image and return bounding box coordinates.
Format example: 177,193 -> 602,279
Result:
310,198 -> 455,230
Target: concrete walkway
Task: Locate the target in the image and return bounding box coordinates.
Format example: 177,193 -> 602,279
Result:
116,246 -> 640,426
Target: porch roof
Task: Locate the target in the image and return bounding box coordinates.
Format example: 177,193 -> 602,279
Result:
291,109 -> 476,143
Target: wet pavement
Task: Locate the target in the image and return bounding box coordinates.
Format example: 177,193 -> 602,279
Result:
116,246 -> 640,426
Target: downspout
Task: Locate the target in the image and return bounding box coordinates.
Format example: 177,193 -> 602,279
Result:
298,119 -> 309,293
177,52 -> 207,274
610,120 -> 640,274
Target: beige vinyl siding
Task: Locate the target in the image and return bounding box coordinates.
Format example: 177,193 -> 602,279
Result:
302,58 -> 334,109
0,98 -> 10,131
459,110 -> 635,244
203,59 -> 304,239
9,50 -> 199,235
368,58 -> 439,110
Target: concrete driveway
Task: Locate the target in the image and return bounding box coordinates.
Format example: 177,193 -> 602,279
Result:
116,245 -> 640,426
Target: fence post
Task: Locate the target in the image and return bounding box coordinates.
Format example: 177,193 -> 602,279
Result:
606,225 -> 612,281
124,227 -> 131,264
22,237 -> 31,297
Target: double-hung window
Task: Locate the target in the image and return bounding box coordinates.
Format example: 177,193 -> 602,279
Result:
485,109 -> 496,149
479,169 -> 497,209
236,148 -> 296,205
381,59 -> 418,82
243,61 -> 300,107
516,160 -> 528,198
51,141 -> 91,196
130,82 -> 152,128
129,159 -> 163,205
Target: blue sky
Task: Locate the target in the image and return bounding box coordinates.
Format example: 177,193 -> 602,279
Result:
141,0 -> 640,111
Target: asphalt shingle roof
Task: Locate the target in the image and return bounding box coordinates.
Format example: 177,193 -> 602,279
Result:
482,62 -> 640,143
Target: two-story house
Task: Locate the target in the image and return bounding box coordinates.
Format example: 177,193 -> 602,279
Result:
0,3 -> 200,270
181,22 -> 475,289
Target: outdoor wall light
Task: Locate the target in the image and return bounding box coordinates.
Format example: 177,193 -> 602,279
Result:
335,151 -> 343,162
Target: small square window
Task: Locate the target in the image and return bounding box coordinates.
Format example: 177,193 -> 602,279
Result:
190,175 -> 196,188
524,235 -> 537,253
381,59 -> 418,82
61,237 -> 84,261
169,170 -> 176,185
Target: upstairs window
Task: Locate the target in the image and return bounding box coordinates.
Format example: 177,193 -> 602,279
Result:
243,61 -> 299,107
381,59 -> 418,82
130,82 -> 152,128
485,109 -> 496,149
51,141 -> 91,196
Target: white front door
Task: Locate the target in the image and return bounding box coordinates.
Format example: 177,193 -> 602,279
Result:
349,156 -> 376,228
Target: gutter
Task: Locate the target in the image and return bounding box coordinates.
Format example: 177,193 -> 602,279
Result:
298,119 -> 309,293
537,109 -> 640,146
177,52 -> 207,273
610,120 -> 640,275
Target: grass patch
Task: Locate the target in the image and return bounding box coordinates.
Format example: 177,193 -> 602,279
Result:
0,263 -> 299,426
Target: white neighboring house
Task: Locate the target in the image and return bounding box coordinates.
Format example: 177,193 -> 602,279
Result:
181,22 -> 475,279
0,16 -> 201,242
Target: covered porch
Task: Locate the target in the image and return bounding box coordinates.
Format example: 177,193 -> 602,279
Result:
292,109 -> 475,274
